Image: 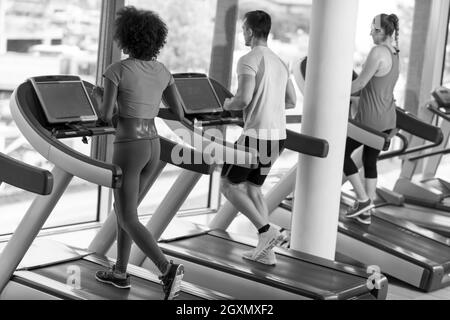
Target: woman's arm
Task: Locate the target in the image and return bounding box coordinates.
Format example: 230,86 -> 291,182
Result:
100,78 -> 118,123
351,47 -> 383,94
163,84 -> 185,121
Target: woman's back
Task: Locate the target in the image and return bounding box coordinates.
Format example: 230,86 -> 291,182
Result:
355,45 -> 399,132
104,58 -> 173,120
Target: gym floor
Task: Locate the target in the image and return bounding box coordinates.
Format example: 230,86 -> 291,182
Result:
2,156 -> 450,300
29,211 -> 449,300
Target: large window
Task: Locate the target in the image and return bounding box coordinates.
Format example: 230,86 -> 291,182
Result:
0,0 -> 102,235
354,0 -> 414,108
226,0 -> 415,196
125,0 -> 218,214
441,10 -> 450,86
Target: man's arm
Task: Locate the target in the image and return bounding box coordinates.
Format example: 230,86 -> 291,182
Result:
285,78 -> 297,109
351,47 -> 382,94
223,74 -> 255,111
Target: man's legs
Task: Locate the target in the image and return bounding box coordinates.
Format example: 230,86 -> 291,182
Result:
247,183 -> 269,221
244,183 -> 278,265
221,178 -> 281,259
221,178 -> 266,230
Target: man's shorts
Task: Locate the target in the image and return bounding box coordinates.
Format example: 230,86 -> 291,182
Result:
221,135 -> 286,187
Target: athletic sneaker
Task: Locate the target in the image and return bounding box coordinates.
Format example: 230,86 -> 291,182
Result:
278,228 -> 291,249
345,199 -> 374,218
159,261 -> 184,300
95,265 -> 131,289
356,211 -> 372,225
253,226 -> 284,260
242,248 -> 277,266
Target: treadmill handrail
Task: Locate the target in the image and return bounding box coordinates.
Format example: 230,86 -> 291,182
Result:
396,106 -> 444,144
159,137 -> 215,175
0,152 -> 53,195
408,147 -> 450,162
347,119 -> 391,151
209,76 -> 329,158
379,108 -> 444,162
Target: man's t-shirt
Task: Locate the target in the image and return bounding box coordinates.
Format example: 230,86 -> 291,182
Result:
237,46 -> 288,140
103,58 -> 174,119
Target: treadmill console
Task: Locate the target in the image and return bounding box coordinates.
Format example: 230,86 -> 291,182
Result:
28,75 -> 115,139
432,86 -> 450,112
171,73 -> 243,127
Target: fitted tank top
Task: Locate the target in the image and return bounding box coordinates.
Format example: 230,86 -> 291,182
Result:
355,45 -> 399,132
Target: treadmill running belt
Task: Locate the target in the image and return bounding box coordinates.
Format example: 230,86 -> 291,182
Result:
342,212 -> 450,266
32,260 -> 201,300
369,207 -> 450,265
161,234 -> 370,300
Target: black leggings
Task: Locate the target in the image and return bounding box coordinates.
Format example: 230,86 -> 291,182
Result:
112,138 -> 169,274
343,137 -> 382,179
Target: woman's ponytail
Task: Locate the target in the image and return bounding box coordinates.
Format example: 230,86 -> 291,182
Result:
388,14 -> 400,52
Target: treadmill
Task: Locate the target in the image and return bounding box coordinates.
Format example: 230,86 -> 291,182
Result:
90,73 -> 388,300
393,87 -> 450,220
0,75 -> 230,300
256,58 -> 450,292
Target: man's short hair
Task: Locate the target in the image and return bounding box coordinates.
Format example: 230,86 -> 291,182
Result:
244,10 -> 271,40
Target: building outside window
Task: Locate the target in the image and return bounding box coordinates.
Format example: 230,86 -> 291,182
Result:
124,0 -> 218,214
0,0 -> 102,235
229,0 -> 415,196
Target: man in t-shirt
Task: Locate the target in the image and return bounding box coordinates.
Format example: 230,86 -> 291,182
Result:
221,10 -> 297,266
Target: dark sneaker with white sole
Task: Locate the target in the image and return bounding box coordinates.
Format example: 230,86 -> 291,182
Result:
345,199 -> 374,218
356,211 -> 372,225
159,261 -> 184,300
95,265 -> 131,289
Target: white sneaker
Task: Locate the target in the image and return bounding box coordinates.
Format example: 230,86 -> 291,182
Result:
242,249 -> 277,266
278,229 -> 291,249
254,226 -> 283,260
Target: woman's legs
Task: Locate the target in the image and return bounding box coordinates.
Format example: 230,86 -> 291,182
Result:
115,139 -> 164,274
115,217 -> 132,276
113,139 -> 169,275
343,138 -> 370,202
362,145 -> 382,201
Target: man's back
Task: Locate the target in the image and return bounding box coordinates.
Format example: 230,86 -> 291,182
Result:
238,46 -> 289,140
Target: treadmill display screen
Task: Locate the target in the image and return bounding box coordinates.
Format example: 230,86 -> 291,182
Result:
174,78 -> 223,114
34,81 -> 97,124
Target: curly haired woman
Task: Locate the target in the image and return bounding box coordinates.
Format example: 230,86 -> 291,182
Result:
94,6 -> 184,300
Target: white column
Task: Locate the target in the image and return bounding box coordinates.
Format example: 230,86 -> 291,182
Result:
0,0 -> 7,54
291,0 -> 359,260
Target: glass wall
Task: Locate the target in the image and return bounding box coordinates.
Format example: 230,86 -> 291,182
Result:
441,11 -> 450,86
125,0 -> 218,213
0,0 -> 102,235
354,0 -> 415,108
226,0 -> 415,197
